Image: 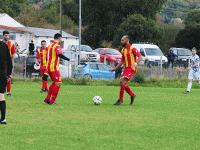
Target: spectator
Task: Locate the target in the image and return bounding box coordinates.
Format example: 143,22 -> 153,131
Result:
167,50 -> 177,68
15,42 -> 20,54
29,40 -> 34,55
114,60 -> 122,79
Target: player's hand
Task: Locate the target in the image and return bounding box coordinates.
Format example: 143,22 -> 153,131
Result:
36,62 -> 40,66
7,75 -> 11,82
70,59 -> 76,62
131,63 -> 137,70
187,67 -> 191,71
110,68 -> 116,72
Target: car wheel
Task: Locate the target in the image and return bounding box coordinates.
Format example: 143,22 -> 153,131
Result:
83,74 -> 92,80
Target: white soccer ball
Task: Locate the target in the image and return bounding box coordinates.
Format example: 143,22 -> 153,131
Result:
93,96 -> 102,105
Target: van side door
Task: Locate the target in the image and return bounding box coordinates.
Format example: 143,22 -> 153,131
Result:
139,48 -> 146,65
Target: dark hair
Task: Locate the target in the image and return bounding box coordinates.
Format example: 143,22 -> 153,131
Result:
41,40 -> 46,44
54,33 -> 62,39
192,47 -> 197,51
3,31 -> 9,35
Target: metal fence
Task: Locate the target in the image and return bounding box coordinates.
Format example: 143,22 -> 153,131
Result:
12,55 -> 190,81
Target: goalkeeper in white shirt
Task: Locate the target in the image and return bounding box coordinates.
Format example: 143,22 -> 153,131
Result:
183,47 -> 200,94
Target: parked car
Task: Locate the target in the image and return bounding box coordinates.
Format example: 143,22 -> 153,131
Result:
23,55 -> 40,77
132,43 -> 168,67
66,45 -> 100,62
94,48 -> 122,65
15,49 -> 29,59
73,62 -> 117,80
169,47 -> 192,68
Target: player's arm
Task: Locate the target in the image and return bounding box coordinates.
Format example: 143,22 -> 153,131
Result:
187,61 -> 199,70
35,51 -> 40,66
131,48 -> 142,69
11,44 -> 16,59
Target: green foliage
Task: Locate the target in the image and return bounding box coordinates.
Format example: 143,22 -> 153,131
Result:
174,24 -> 200,50
184,9 -> 200,26
0,0 -> 26,17
131,69 -> 145,83
113,14 -> 163,47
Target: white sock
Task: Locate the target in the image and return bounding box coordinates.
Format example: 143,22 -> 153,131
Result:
187,82 -> 192,92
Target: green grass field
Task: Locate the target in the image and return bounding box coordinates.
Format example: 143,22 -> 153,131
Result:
0,82 -> 200,150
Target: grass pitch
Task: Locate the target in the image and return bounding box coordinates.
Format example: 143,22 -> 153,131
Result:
0,82 -> 200,150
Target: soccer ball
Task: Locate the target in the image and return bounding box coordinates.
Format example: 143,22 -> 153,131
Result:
93,96 -> 102,105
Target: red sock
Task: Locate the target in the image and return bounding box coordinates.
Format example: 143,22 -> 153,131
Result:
125,85 -> 134,97
46,83 -> 55,100
42,80 -> 45,90
50,85 -> 60,104
119,84 -> 125,101
42,80 -> 48,90
7,81 -> 11,93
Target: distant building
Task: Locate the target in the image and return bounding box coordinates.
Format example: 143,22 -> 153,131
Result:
0,13 -> 79,51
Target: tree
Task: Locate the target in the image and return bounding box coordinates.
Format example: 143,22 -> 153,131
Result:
0,0 -> 27,17
174,24 -> 200,51
184,9 -> 200,26
112,14 -> 163,47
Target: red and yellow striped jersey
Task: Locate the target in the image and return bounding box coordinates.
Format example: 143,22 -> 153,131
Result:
36,47 -> 48,67
2,40 -> 16,58
46,42 -> 63,72
121,44 -> 141,69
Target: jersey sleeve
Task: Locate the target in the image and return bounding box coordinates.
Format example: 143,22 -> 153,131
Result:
11,44 -> 16,55
132,47 -> 141,57
36,49 -> 40,58
55,45 -> 63,55
195,56 -> 199,62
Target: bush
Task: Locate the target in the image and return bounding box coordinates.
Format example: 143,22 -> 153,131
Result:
131,70 -> 145,83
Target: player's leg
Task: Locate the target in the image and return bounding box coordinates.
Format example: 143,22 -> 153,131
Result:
42,74 -> 48,92
114,77 -> 128,105
6,73 -> 12,97
49,82 -> 61,105
0,70 -> 7,124
183,71 -> 193,94
44,72 -> 54,104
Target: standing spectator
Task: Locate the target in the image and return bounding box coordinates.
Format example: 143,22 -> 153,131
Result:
114,60 -> 122,79
0,41 -> 13,124
167,50 -> 177,68
15,42 -> 20,54
29,40 -> 34,55
2,31 -> 16,97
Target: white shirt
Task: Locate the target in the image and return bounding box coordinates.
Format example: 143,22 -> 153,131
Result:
190,54 -> 199,73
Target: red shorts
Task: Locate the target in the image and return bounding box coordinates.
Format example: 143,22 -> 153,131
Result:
48,71 -> 62,83
40,66 -> 49,77
122,67 -> 136,82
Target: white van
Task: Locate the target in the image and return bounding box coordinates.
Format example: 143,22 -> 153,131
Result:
132,44 -> 168,67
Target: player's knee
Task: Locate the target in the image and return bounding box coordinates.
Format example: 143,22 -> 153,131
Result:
120,80 -> 125,85
55,82 -> 61,87
42,75 -> 48,81
0,94 -> 5,101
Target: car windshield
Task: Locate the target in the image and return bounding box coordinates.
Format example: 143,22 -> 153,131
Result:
145,48 -> 163,56
177,49 -> 192,56
23,50 -> 28,54
77,45 -> 93,52
105,49 -> 121,55
77,64 -> 86,68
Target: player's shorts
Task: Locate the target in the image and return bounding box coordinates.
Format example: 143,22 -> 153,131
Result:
48,71 -> 62,84
40,66 -> 49,77
188,70 -> 200,81
0,70 -> 7,93
122,67 -> 136,82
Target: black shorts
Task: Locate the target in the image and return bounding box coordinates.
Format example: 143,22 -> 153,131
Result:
0,70 -> 7,93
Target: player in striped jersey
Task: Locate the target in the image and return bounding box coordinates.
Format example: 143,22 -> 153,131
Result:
2,31 -> 16,97
44,33 -> 75,105
111,35 -> 143,105
35,40 -> 49,93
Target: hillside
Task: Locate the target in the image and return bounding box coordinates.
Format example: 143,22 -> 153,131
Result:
159,0 -> 200,23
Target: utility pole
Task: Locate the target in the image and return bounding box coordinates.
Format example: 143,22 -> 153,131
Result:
79,0 -> 81,65
60,0 -> 62,35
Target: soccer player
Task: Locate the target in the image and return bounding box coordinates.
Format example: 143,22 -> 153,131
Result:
35,40 -> 49,93
2,31 -> 16,97
44,33 -> 75,105
111,35 -> 142,105
183,47 -> 200,94
0,41 -> 13,124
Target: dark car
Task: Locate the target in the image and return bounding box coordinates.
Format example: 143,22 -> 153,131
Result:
169,48 -> 192,68
23,55 -> 40,77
